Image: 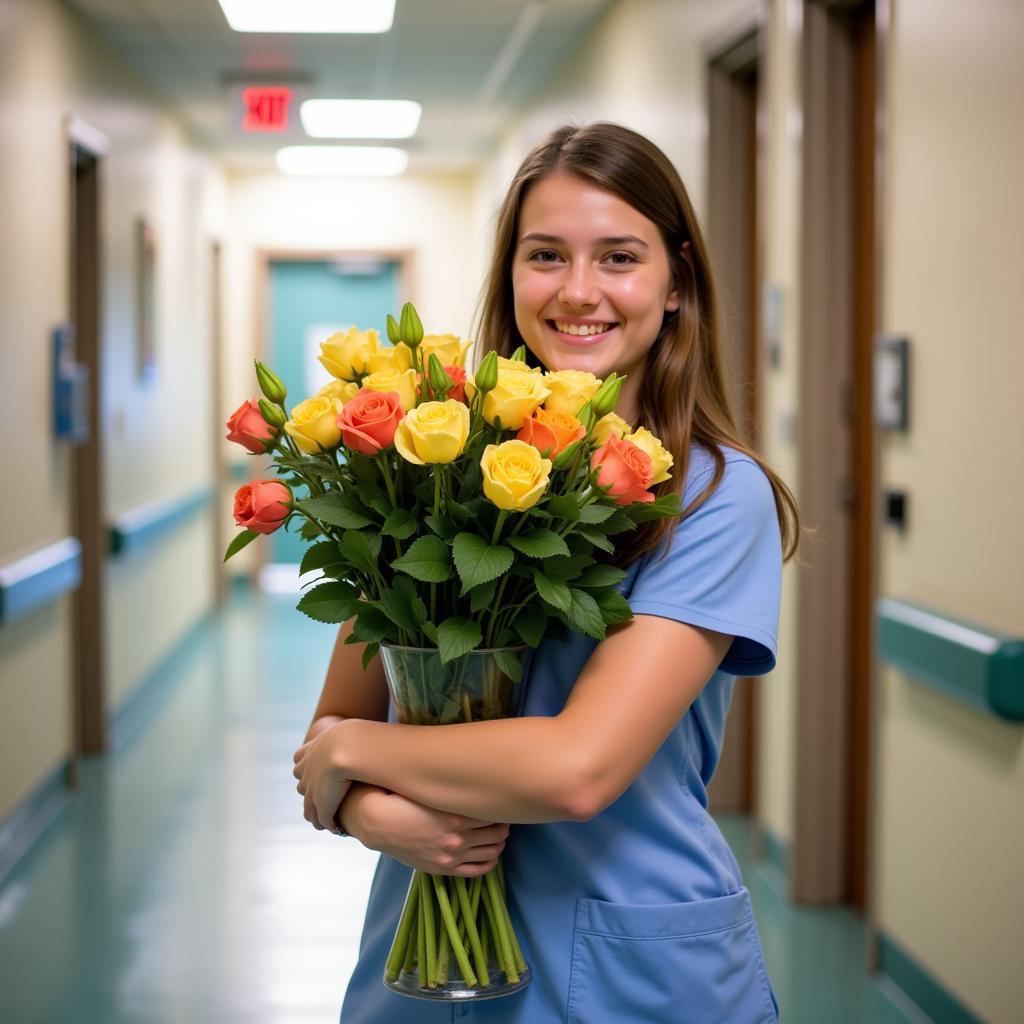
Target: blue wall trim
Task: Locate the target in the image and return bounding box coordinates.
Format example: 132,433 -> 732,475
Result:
109,486 -> 214,557
0,537 -> 82,627
876,598 -> 1024,721
878,932 -> 984,1024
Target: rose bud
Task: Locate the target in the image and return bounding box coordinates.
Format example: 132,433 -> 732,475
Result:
591,372 -> 625,418
399,302 -> 424,348
386,313 -> 401,345
591,436 -> 656,505
254,361 -> 287,405
226,398 -> 277,453
233,480 -> 291,534
258,398 -> 287,430
336,390 -> 404,456
474,350 -> 499,394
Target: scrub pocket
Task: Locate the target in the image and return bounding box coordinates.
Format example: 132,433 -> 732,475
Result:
566,887 -> 778,1024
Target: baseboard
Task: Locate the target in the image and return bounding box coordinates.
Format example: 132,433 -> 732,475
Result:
762,824 -> 789,877
877,931 -> 985,1024
0,760 -> 72,886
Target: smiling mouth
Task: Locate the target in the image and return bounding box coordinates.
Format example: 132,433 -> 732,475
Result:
547,320 -> 618,340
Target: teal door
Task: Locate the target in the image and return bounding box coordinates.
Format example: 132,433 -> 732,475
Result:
267,258 -> 400,565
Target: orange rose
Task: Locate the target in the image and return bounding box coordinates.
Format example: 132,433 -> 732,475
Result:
591,437 -> 656,505
226,398 -> 275,453
233,480 -> 291,534
336,390 -> 403,456
516,408 -> 586,457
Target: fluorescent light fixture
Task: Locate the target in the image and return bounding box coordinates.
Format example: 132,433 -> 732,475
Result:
300,99 -> 422,139
276,146 -> 409,176
217,0 -> 395,34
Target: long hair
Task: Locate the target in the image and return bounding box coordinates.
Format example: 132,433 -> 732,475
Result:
472,121 -> 800,565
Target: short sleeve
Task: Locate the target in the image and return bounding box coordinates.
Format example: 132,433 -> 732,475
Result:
627,455 -> 782,676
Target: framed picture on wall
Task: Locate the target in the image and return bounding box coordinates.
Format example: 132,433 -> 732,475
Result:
136,216 -> 157,381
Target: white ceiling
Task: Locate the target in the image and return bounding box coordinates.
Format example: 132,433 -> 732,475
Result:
64,0 -> 613,173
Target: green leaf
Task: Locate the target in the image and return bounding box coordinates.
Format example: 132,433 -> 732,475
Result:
223,529 -> 258,563
391,535 -> 452,583
543,554 -> 594,582
566,588 -> 606,639
300,492 -> 373,530
366,495 -> 391,518
493,649 -> 525,684
299,540 -> 344,576
604,511 -> 637,535
298,520 -> 323,541
377,588 -> 420,632
467,578 -> 498,614
446,499 -> 472,525
296,581 -> 361,624
382,509 -> 417,540
362,643 -> 380,671
507,528 -> 570,559
578,529 -> 615,554
340,530 -> 379,577
351,605 -> 394,644
578,503 -> 616,525
532,569 -> 571,612
546,494 -> 580,521
437,617 -> 483,663
422,621 -> 438,644
576,565 -> 628,589
627,493 -> 683,522
452,533 -> 514,594
593,587 -> 634,626
392,575 -> 428,626
513,604 -> 546,647
424,514 -> 458,541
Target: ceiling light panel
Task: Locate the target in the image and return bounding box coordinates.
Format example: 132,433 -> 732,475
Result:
300,99 -> 422,139
276,146 -> 409,177
217,1 -> 395,34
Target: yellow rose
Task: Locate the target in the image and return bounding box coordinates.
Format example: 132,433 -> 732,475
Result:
481,370 -> 550,430
496,356 -> 542,375
394,400 -> 470,465
318,327 -> 379,381
420,334 -> 472,369
543,370 -> 601,417
593,412 -> 632,446
317,379 -> 359,404
480,440 -> 552,512
360,368 -> 419,412
284,396 -> 343,453
368,343 -> 413,374
625,427 -> 674,483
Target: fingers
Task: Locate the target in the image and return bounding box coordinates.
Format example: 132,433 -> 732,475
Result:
449,857 -> 501,878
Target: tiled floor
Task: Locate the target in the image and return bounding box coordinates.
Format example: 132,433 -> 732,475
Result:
0,590 -> 919,1023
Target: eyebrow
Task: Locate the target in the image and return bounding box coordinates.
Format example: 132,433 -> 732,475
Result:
518,232 -> 649,249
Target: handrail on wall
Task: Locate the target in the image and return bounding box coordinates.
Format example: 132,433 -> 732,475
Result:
876,598 -> 1024,722
0,538 -> 82,627
109,486 -> 214,557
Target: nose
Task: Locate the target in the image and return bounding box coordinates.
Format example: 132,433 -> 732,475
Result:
558,260 -> 600,309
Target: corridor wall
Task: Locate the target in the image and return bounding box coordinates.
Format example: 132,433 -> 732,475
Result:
0,0 -> 226,820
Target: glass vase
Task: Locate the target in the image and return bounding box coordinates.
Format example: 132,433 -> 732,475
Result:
378,644 -> 533,1002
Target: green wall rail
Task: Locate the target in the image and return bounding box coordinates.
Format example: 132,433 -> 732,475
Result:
109,486 -> 214,557
0,537 -> 82,627
876,598 -> 1024,721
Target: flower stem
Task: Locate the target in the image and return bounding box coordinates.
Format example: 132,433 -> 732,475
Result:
455,877 -> 490,987
482,871 -> 518,983
385,874 -> 420,981
432,874 -> 478,986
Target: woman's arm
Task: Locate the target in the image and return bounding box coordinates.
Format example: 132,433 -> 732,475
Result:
306,615 -> 731,825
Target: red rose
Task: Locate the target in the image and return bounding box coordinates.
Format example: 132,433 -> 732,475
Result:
591,437 -> 656,505
226,398 -> 275,453
444,364 -> 468,403
336,390 -> 403,456
233,480 -> 291,534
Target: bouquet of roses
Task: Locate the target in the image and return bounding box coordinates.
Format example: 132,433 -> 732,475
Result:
224,303 -> 680,1000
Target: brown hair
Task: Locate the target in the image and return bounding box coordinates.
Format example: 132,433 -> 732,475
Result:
472,121 -> 800,565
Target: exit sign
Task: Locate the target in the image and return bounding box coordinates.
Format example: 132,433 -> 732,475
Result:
242,86 -> 292,132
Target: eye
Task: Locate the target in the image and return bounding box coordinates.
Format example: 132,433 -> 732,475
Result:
528,249 -> 562,264
605,251 -> 638,266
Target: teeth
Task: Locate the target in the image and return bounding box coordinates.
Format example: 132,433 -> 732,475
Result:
553,321 -> 611,336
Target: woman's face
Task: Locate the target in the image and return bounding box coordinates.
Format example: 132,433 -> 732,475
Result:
511,172 -> 680,385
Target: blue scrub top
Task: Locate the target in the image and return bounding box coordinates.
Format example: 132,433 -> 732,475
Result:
341,444 -> 783,1023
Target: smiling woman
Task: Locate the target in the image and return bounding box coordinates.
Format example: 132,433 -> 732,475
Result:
304,122 -> 801,1024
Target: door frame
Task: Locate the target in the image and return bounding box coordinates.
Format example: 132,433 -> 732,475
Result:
250,248 -> 416,583
704,4 -> 768,819
66,114 -> 109,760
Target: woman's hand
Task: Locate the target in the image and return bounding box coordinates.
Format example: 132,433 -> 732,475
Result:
292,724 -> 352,834
348,787 -> 509,877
